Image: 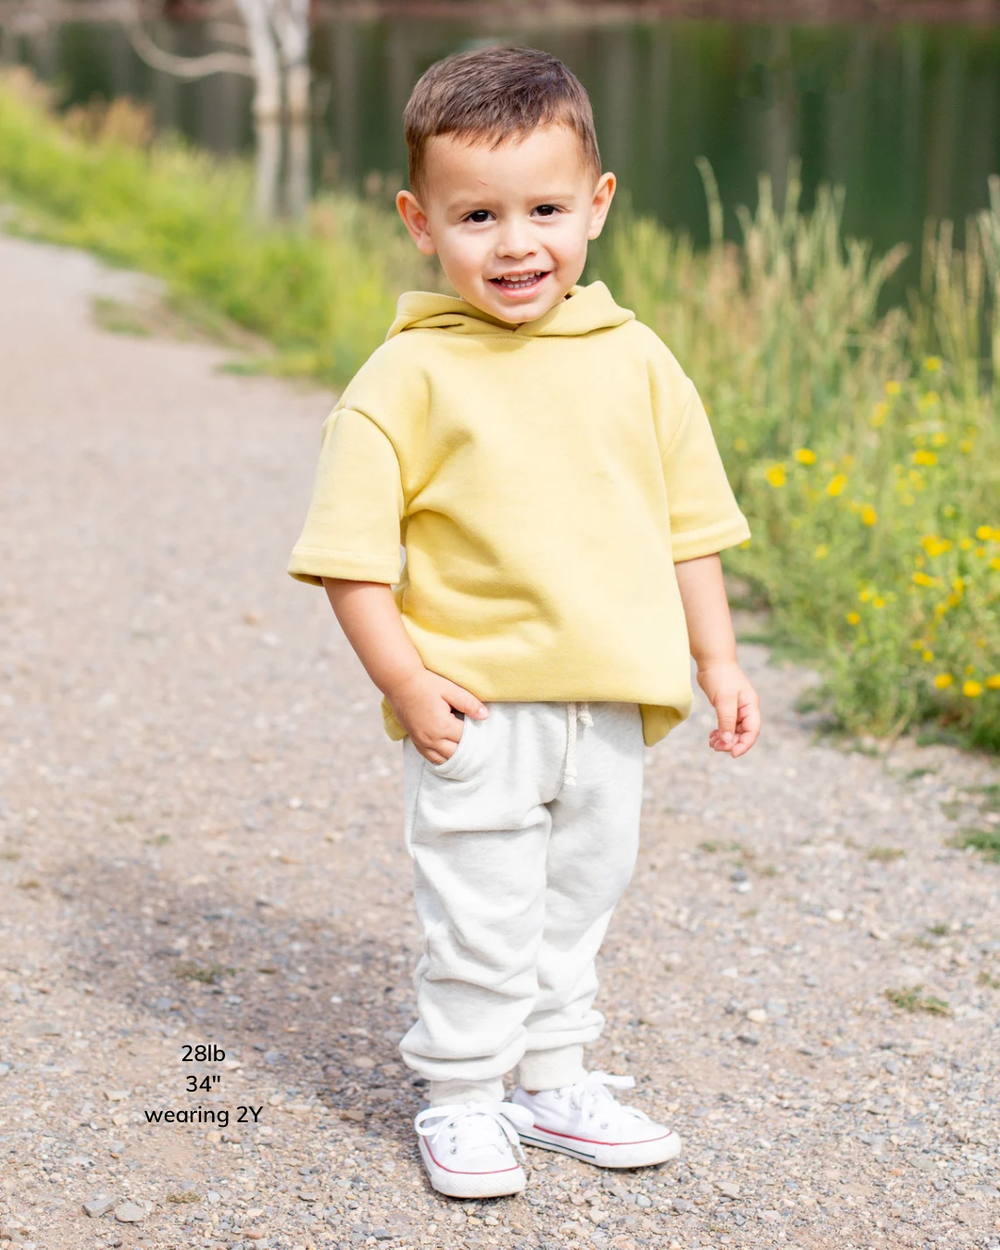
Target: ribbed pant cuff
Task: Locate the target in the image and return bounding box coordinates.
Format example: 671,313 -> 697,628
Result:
514,1044 -> 587,1092
428,1077 -> 506,1107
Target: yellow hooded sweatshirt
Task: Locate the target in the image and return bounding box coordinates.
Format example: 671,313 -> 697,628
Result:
288,281 -> 750,748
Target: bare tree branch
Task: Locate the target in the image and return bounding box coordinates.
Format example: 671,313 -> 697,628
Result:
122,18 -> 256,79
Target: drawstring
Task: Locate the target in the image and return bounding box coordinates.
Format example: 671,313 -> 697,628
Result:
562,701 -> 593,788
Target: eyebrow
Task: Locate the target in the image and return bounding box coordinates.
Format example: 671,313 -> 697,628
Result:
446,191 -> 581,211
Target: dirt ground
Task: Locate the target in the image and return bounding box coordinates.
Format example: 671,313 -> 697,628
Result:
1,233 -> 999,1250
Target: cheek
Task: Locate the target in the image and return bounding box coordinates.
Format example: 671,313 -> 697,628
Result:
437,234 -> 488,278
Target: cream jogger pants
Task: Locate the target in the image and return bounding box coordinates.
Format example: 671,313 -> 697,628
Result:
399,700 -> 645,1106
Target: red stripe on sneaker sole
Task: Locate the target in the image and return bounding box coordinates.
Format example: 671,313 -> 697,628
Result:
424,1142 -> 522,1176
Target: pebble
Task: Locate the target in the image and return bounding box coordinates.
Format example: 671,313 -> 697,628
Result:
113,1202 -> 144,1224
717,1181 -> 741,1199
746,1008 -> 768,1024
0,1063 -> 10,1077
82,1196 -> 117,1218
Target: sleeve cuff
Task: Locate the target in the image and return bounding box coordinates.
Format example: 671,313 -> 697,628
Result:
287,545 -> 402,587
670,514 -> 752,563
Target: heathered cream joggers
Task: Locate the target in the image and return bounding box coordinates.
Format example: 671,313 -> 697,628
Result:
399,700 -> 645,1106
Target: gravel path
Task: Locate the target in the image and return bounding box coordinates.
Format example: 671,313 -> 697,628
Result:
1,232 -> 999,1250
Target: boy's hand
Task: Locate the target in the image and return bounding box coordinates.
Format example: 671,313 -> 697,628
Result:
388,668 -> 490,765
696,661 -> 761,758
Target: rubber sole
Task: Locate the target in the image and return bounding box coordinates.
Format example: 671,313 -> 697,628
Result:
519,1124 -> 683,1169
418,1135 -> 527,1198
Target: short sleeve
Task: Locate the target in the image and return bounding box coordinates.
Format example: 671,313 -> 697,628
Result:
287,407 -> 404,586
661,377 -> 751,562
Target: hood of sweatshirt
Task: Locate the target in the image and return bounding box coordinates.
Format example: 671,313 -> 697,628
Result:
385,280 -> 635,341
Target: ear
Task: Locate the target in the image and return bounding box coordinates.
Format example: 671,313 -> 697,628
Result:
396,190 -> 438,256
587,172 -> 617,241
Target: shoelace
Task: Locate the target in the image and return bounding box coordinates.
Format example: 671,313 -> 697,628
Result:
415,1100 -> 534,1162
553,1071 -> 650,1131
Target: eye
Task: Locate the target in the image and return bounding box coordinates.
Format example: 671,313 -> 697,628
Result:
534,204 -> 560,217
465,210 -> 492,224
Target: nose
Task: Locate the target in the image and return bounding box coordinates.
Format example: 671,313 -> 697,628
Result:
495,217 -> 536,261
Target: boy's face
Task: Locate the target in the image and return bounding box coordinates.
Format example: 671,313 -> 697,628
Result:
396,124 -> 616,325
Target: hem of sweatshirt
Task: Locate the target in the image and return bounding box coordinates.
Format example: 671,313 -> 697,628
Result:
670,514 -> 752,563
287,547 -> 401,587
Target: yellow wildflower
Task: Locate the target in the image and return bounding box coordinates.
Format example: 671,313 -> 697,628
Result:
963,681 -> 983,698
913,449 -> 937,467
739,538 -> 751,549
765,464 -> 787,488
930,431 -> 948,447
814,545 -> 828,560
912,571 -> 935,587
991,557 -> 1000,571
920,536 -> 952,557
976,546 -> 987,557
846,612 -> 861,625
933,673 -> 953,689
859,589 -> 872,603
794,448 -> 817,465
975,525 -> 993,541
885,380 -> 902,396
959,438 -> 973,453
827,473 -> 848,497
861,504 -> 878,527
923,356 -> 942,371
965,665 -> 976,676
922,650 -> 934,662
934,603 -> 948,617
946,592 -> 962,608
917,391 -> 940,412
943,504 -> 956,518
986,674 -> 1000,690
871,402 -> 889,427
873,597 -> 886,609
959,537 -> 973,551
952,577 -> 965,593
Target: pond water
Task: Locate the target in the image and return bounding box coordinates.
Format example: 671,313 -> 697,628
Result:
6,16 -> 1000,284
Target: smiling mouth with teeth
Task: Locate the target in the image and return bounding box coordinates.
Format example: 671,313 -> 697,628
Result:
490,271 -> 549,291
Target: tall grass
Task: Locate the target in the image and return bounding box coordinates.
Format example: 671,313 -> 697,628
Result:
596,160 -> 1000,749
2,70 -> 998,751
0,70 -> 434,381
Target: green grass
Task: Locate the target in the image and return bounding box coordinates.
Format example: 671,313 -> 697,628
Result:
2,69 -> 999,755
173,960 -> 234,985
948,826 -> 1000,862
884,985 -> 952,1016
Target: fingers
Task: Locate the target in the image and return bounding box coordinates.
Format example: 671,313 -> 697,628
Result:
730,696 -> 762,757
714,691 -> 739,748
710,691 -> 761,757
444,682 -> 490,720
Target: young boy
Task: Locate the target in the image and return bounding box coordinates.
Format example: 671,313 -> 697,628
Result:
288,45 -> 761,1199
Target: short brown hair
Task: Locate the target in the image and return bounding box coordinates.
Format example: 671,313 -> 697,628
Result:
403,45 -> 602,194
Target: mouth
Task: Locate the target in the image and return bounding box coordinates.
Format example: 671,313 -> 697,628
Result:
489,271 -> 550,296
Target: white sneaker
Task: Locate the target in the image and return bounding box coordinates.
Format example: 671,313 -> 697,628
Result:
414,1100 -> 534,1198
511,1070 -> 682,1168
